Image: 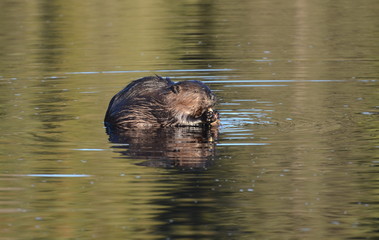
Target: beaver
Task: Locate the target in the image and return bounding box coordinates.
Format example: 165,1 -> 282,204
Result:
104,76 -> 219,129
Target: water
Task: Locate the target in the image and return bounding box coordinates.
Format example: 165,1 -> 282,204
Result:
0,0 -> 378,239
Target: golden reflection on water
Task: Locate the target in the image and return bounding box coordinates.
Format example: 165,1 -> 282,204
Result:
0,0 -> 378,239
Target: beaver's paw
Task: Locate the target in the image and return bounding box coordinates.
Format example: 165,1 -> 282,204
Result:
202,108 -> 220,125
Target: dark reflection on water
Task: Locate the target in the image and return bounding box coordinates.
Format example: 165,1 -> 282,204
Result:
107,126 -> 218,169
151,174 -> 227,239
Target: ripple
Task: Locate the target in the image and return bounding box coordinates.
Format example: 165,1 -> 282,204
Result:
218,143 -> 270,146
24,174 -> 92,178
224,84 -> 288,87
360,111 -> 378,115
73,148 -> 106,151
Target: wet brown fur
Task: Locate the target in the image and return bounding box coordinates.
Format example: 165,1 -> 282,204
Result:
104,76 -> 219,129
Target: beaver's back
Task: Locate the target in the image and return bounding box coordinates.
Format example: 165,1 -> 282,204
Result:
104,76 -> 173,126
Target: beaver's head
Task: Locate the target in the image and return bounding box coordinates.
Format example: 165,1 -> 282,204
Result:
164,80 -> 219,126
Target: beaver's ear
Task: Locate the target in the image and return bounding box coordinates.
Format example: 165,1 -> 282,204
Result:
170,85 -> 181,94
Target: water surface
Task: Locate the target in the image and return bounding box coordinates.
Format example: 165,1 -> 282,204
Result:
0,0 -> 378,239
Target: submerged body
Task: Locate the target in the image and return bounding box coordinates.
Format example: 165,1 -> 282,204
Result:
104,76 -> 219,129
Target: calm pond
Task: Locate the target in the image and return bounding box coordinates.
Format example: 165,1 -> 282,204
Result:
0,0 -> 378,239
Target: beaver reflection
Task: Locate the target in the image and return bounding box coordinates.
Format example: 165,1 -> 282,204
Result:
107,127 -> 218,169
